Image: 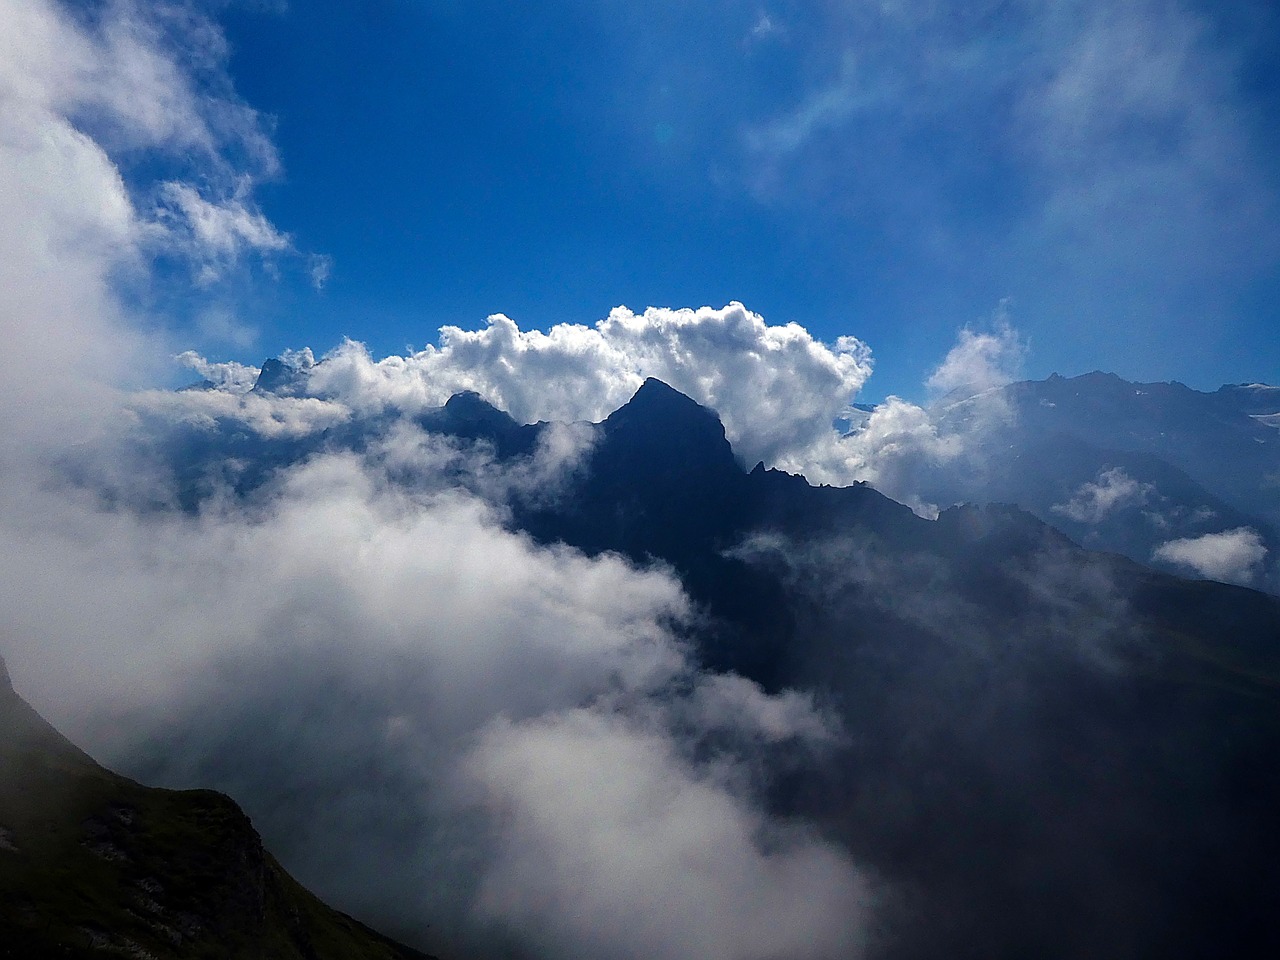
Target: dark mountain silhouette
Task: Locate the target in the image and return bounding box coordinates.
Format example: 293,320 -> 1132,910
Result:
132,372 -> 1280,959
0,657 -> 435,960
424,379 -> 1280,959
253,358 -> 309,396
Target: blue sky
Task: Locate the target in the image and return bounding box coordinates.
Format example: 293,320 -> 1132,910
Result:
112,0 -> 1280,400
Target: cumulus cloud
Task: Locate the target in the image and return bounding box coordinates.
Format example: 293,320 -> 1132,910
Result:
1152,527 -> 1267,585
255,303 -> 874,469
1052,468 -> 1153,525
166,304 -> 1036,522
150,303 -> 1034,527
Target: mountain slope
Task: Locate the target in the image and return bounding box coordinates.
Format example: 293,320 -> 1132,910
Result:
920,372 -> 1280,589
0,657 -> 435,960
450,380 -> 1280,958
120,372 -> 1280,959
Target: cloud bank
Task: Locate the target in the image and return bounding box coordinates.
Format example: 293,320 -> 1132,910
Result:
0,443 -> 870,958
0,5 -> 872,957
293,303 -> 873,469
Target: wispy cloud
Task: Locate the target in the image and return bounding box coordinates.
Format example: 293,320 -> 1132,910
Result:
748,11 -> 781,42
739,0 -> 1278,321
1053,468 -> 1153,525
746,53 -> 868,156
156,179 -> 291,282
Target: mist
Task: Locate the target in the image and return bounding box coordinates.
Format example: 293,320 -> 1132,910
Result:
4,3 -> 1279,960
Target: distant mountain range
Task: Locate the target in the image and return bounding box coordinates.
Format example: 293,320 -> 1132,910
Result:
219,360 -> 1280,591
890,371 -> 1280,590
0,656 -> 434,960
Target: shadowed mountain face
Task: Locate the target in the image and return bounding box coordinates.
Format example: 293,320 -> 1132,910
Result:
0,658 -> 434,960
442,380 -> 1280,960
1001,373 -> 1280,521
80,375 -> 1280,959
918,372 -> 1280,590
1008,374 -> 1280,524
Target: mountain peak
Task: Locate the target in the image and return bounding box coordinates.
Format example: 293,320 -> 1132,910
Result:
628,377 -> 703,407
606,379 -> 726,440
253,358 -> 288,393
443,390 -> 518,426
252,358 -> 314,394
594,377 -> 741,486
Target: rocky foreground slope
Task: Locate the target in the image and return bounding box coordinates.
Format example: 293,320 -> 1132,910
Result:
0,656 -> 434,960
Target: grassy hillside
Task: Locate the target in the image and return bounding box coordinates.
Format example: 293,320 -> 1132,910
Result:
0,658 -> 435,960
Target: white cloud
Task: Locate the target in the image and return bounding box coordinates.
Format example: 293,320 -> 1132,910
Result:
132,384 -> 351,439
0,0 -> 290,455
1152,527 -> 1267,585
925,312 -> 1026,400
1052,468 -> 1153,525
157,179 -> 291,280
684,672 -> 840,747
362,417 -> 599,508
469,707 -> 867,960
293,303 -> 872,468
175,350 -> 261,391
785,396 -> 959,517
0,1 -> 145,447
749,13 -> 781,41
309,253 -> 334,290
772,316 -> 1026,515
